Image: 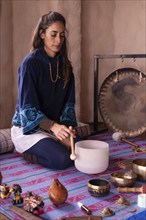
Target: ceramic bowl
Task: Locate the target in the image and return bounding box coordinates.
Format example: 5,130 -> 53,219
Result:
88,178 -> 110,197
132,158 -> 146,181
110,171 -> 137,187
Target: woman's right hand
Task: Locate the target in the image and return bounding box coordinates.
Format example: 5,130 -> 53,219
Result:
50,123 -> 75,141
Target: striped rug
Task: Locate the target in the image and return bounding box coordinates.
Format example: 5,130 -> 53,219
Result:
0,131 -> 146,220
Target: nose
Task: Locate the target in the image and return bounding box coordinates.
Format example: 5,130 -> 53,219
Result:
57,37 -> 61,43
56,36 -> 62,44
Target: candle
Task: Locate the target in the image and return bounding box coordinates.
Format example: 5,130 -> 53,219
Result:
77,202 -> 92,215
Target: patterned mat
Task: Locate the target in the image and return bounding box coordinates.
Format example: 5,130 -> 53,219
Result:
0,132 -> 146,220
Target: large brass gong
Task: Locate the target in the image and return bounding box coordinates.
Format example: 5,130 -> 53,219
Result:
99,68 -> 146,137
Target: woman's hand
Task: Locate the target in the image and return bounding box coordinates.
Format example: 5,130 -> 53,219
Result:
50,123 -> 76,141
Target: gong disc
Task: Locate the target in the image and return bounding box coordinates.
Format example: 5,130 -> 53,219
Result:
99,68 -> 146,137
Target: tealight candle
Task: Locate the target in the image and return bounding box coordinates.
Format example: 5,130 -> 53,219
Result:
138,194 -> 146,208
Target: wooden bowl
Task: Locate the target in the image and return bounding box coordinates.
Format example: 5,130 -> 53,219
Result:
88,178 -> 110,197
110,171 -> 137,187
132,158 -> 146,181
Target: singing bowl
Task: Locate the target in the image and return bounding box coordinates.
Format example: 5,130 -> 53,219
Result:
74,140 -> 109,174
132,158 -> 146,181
88,178 -> 110,197
110,171 -> 137,187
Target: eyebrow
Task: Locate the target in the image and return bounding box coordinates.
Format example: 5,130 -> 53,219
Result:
50,30 -> 65,33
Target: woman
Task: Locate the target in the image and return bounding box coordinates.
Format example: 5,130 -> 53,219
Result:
11,11 -> 79,170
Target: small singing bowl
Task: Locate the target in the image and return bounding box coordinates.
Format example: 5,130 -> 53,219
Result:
132,158 -> 146,181
110,171 -> 137,187
88,178 -> 110,197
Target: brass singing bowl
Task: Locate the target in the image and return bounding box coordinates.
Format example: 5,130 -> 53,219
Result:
110,171 -> 137,187
132,158 -> 146,181
88,178 -> 110,197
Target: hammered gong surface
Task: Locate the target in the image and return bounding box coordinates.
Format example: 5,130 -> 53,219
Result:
99,68 -> 146,137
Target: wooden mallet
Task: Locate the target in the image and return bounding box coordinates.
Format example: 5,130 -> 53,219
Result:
112,132 -> 139,148
117,185 -> 146,193
69,126 -> 77,160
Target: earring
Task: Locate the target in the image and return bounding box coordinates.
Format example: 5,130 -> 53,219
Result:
41,33 -> 44,39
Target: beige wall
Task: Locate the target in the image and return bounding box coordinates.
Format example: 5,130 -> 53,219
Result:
0,0 -> 13,127
0,0 -> 146,128
81,0 -> 146,123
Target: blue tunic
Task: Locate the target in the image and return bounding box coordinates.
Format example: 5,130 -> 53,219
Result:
12,47 -> 77,134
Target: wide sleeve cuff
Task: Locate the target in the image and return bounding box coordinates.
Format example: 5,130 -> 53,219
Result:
60,103 -> 77,127
13,106 -> 47,134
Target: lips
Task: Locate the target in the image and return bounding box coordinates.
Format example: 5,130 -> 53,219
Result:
53,45 -> 61,50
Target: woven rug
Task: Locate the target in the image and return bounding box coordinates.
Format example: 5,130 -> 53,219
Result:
0,131 -> 146,220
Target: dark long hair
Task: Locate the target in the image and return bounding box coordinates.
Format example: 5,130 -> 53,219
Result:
31,11 -> 71,87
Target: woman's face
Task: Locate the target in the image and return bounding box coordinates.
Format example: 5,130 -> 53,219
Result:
41,21 -> 65,57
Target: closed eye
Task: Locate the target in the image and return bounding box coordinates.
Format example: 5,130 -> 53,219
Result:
51,31 -> 65,38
